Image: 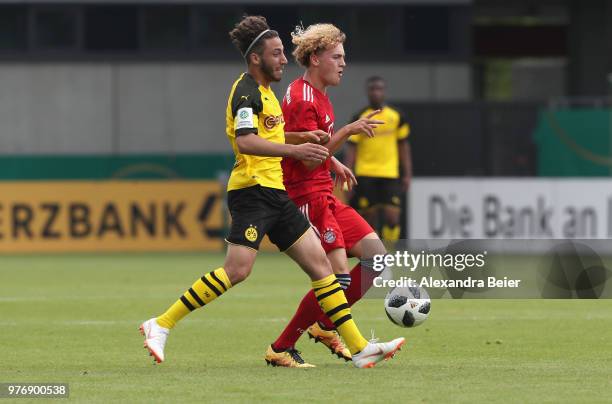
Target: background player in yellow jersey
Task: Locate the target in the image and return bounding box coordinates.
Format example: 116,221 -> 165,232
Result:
345,76 -> 413,242
139,15 -> 404,369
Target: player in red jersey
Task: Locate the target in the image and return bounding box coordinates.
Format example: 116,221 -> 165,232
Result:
264,23 -> 395,367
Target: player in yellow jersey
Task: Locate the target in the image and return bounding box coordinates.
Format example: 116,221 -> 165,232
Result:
139,15 -> 404,369
345,76 -> 413,242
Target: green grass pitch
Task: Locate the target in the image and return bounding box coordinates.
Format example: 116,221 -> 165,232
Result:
2,253 -> 611,403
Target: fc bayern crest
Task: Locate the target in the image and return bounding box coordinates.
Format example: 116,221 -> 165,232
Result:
323,228 -> 336,244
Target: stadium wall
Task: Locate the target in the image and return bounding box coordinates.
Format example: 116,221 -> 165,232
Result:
0,62 -> 471,155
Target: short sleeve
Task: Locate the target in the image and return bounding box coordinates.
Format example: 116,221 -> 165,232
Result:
397,112 -> 410,140
230,81 -> 263,137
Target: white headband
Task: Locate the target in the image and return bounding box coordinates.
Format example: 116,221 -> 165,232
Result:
243,29 -> 271,59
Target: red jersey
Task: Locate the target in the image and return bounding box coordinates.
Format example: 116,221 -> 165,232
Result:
281,78 -> 335,206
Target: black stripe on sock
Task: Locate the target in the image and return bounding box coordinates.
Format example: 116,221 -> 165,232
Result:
180,295 -> 196,311
316,286 -> 343,301
209,271 -> 227,291
201,275 -> 222,297
188,288 -> 205,307
325,303 -> 349,319
337,278 -> 351,290
314,279 -> 339,291
334,314 -> 353,327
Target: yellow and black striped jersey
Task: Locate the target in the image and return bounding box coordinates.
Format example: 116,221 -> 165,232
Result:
225,73 -> 286,191
348,105 -> 410,179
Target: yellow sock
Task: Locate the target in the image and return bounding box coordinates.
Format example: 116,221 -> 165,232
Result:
312,274 -> 368,354
382,225 -> 400,242
156,267 -> 231,329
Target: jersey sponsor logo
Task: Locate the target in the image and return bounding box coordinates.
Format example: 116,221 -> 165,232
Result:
235,107 -> 255,130
244,225 -> 258,242
323,228 -> 336,244
263,114 -> 284,130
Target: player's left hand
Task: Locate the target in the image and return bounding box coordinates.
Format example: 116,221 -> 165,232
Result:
347,109 -> 385,138
331,159 -> 357,191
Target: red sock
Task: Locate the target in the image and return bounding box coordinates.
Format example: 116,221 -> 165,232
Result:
318,263 -> 378,329
272,289 -> 323,350
272,263 -> 379,350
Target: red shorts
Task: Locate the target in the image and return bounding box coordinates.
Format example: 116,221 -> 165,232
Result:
297,194 -> 374,254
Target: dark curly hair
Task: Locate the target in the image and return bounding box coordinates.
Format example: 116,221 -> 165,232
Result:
229,15 -> 279,62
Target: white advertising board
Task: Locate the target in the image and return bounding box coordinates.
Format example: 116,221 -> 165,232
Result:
410,178 -> 612,240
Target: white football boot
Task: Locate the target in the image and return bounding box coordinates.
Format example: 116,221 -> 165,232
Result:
352,337 -> 405,368
139,318 -> 169,364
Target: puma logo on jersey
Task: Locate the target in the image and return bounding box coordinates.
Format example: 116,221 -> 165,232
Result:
240,95 -> 249,101
325,114 -> 330,123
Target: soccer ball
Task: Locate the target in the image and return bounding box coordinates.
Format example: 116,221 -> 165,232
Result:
384,286 -> 431,328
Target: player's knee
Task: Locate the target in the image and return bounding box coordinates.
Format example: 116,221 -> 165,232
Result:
316,249 -> 332,269
371,245 -> 387,259
329,255 -> 349,274
373,237 -> 387,256
312,248 -> 333,275
352,233 -> 386,259
224,263 -> 252,285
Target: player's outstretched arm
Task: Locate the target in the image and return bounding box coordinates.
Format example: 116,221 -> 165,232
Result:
299,111 -> 384,170
325,110 -> 384,155
236,133 -> 328,162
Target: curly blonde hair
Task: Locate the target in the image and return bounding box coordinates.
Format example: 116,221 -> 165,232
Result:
291,23 -> 346,67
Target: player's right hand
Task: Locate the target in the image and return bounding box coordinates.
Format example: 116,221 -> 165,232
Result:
347,109 -> 385,138
300,130 -> 330,144
290,143 -> 329,163
311,130 -> 331,144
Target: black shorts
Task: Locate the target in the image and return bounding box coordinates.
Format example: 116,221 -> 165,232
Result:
226,185 -> 310,251
350,176 -> 402,211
